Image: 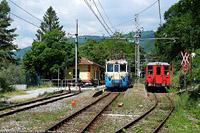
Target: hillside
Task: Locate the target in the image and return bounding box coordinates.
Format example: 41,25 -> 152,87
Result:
14,46 -> 31,59
14,31 -> 154,59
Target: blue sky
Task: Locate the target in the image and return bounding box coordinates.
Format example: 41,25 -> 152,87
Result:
6,0 -> 180,48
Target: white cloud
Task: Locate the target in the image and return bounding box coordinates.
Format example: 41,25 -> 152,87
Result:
14,37 -> 34,48
8,0 -> 180,48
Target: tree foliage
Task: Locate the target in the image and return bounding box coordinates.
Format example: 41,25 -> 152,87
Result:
79,31 -> 146,75
35,6 -> 65,41
0,64 -> 25,85
23,7 -> 74,79
0,0 -> 18,68
154,0 -> 200,65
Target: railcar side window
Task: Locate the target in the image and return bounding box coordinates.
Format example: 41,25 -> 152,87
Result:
148,66 -> 153,75
120,64 -> 126,72
115,65 -> 119,72
164,66 -> 169,75
156,67 -> 161,75
107,64 -> 113,72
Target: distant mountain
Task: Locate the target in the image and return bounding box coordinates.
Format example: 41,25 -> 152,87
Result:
14,46 -> 31,59
124,30 -> 154,51
13,31 -> 154,59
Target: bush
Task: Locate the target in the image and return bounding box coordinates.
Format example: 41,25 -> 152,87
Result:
0,64 -> 25,85
0,77 -> 15,92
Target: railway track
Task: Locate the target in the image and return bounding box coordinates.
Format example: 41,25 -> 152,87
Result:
0,91 -> 79,118
45,92 -> 120,132
115,93 -> 175,133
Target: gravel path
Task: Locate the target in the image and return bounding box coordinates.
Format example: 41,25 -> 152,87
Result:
7,85 -> 105,102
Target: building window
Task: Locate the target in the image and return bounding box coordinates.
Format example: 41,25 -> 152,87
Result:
73,69 -> 80,79
120,64 -> 126,72
156,67 -> 161,75
164,66 -> 169,75
148,66 -> 153,75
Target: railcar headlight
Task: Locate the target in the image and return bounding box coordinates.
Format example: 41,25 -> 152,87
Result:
121,76 -> 125,80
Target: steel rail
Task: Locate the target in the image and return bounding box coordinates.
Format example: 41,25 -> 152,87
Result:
152,95 -> 175,133
80,93 -> 120,132
115,93 -> 158,133
0,93 -> 79,118
45,93 -> 111,132
0,91 -> 70,111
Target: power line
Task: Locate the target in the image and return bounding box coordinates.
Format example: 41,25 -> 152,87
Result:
8,0 -> 43,22
92,0 -> 113,34
97,0 -> 114,27
84,0 -> 111,36
79,18 -> 134,36
137,0 -> 158,14
10,12 -> 40,28
83,0 -> 159,36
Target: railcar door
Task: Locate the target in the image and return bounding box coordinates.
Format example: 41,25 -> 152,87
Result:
114,64 -> 120,80
155,66 -> 163,84
163,65 -> 170,84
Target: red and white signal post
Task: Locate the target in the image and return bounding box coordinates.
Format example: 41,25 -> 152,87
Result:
180,51 -> 190,72
180,51 -> 190,89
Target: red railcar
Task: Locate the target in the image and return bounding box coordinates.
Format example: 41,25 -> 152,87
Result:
146,62 -> 171,88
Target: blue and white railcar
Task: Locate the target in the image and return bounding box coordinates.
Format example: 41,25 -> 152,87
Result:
105,59 -> 132,89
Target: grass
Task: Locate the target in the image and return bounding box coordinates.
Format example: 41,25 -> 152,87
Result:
0,89 -> 27,97
164,88 -> 200,132
26,82 -> 56,90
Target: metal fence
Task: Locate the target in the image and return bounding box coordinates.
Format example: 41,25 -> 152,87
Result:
40,79 -> 105,88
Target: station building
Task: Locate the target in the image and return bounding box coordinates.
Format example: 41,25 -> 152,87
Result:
66,57 -> 103,82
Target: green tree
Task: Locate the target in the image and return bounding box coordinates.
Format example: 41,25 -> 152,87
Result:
23,7 -> 74,79
0,0 -> 18,67
154,0 -> 200,65
35,6 -> 65,41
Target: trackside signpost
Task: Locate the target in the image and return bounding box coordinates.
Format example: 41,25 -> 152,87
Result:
180,51 -> 190,90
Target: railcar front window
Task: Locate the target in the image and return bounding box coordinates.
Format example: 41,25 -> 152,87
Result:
164,66 -> 169,75
120,64 -> 126,72
148,66 -> 153,75
156,67 -> 161,75
107,64 -> 113,72
115,65 -> 119,72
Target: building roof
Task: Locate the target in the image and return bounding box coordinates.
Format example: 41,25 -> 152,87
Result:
147,62 -> 170,66
79,57 -> 103,68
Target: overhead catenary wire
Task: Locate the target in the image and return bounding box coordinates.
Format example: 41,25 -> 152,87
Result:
10,12 -> 40,28
137,0 -> 158,14
92,0 -> 113,34
83,0 -> 159,36
84,0 -> 111,36
8,0 -> 43,22
97,0 -> 114,27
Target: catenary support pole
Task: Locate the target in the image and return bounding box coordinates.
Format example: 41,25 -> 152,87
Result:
75,19 -> 78,89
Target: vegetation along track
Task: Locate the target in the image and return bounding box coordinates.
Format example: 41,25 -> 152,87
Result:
0,91 -> 79,118
115,93 -> 175,133
45,92 -> 120,132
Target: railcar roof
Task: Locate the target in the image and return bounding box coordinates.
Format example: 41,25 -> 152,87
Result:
106,59 -> 128,64
147,62 -> 170,66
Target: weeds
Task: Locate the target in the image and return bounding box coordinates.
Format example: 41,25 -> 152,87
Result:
164,90 -> 200,132
0,89 -> 27,97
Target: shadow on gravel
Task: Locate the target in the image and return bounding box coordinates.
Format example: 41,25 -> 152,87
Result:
105,87 -> 128,92
146,87 -> 167,93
